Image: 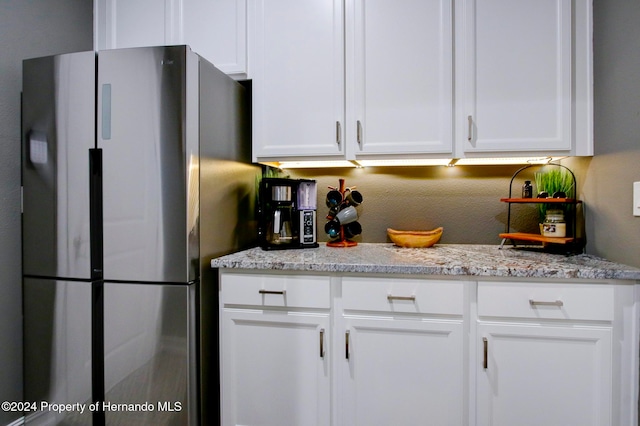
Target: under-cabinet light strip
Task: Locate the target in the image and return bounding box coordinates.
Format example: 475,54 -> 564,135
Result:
263,157 -> 567,169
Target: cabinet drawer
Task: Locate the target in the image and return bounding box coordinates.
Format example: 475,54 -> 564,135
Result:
477,281 -> 614,321
220,273 -> 330,309
342,277 -> 465,315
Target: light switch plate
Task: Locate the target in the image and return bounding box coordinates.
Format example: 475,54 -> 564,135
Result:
634,182 -> 640,217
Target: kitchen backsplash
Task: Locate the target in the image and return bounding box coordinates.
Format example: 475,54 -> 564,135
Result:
288,158 -> 590,245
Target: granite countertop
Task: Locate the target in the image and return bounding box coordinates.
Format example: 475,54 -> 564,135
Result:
210,244 -> 640,281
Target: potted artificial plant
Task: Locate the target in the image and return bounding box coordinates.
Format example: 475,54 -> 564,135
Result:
534,166 -> 575,228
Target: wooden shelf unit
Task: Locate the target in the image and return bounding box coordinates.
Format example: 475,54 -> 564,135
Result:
500,198 -> 581,204
499,232 -> 574,245
499,164 -> 583,252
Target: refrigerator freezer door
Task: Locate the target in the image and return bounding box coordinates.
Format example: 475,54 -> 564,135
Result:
97,46 -> 197,283
103,282 -> 196,425
22,51 -> 96,279
23,278 -> 93,425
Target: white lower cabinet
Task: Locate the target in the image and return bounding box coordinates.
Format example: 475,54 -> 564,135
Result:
220,272 -> 639,426
219,273 -> 331,426
339,277 -> 468,425
341,318 -> 464,425
477,323 -> 611,426
220,311 -> 330,425
475,281 -> 632,426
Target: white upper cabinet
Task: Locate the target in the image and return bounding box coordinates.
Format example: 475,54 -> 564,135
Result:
348,0 -> 454,158
251,0 -> 593,163
251,0 -> 454,163
183,0 -> 247,75
96,0 -> 593,161
95,0 -> 247,77
456,0 -> 592,156
250,0 -> 345,160
95,0 -> 167,48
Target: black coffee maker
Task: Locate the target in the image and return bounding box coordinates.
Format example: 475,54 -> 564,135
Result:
258,178 -> 318,250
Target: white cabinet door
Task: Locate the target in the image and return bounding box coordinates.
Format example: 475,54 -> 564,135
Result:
183,0 -> 247,75
458,0 -> 573,154
97,0 -> 169,49
339,277 -> 467,425
219,272 -> 331,426
341,317 -> 465,425
220,309 -> 330,426
349,0 -> 453,157
251,0 -> 592,163
476,323 -> 612,426
251,0 -> 345,161
96,0 -> 247,76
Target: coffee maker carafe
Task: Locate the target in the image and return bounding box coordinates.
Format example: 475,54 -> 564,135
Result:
258,178 -> 318,250
266,185 -> 295,246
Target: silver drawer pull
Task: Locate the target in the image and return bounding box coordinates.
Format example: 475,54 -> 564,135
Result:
387,294 -> 416,302
320,328 -> 325,359
529,299 -> 563,307
259,289 -> 286,296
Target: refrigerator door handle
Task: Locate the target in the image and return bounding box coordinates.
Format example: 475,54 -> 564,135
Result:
89,148 -> 103,280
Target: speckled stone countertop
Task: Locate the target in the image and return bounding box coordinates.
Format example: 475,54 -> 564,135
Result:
211,244 -> 640,281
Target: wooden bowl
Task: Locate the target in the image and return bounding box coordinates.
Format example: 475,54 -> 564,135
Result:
387,227 -> 443,248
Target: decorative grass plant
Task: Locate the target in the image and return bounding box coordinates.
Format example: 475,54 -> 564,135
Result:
534,166 -> 575,221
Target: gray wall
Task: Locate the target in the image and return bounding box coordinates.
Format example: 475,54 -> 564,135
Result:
0,1 -> 92,424
582,1 -> 640,268
290,163 -> 579,246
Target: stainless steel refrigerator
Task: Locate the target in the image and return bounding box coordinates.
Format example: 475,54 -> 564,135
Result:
21,45 -> 259,425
